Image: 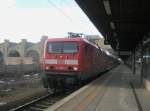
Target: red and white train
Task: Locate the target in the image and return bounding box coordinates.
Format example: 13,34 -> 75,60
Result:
42,37 -> 118,92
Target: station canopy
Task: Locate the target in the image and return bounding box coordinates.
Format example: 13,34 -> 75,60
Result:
75,0 -> 150,59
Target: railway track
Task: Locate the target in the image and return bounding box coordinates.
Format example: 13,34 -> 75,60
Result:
9,73 -> 105,111
10,91 -> 71,111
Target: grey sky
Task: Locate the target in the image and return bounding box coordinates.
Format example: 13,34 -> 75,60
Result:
0,0 -> 101,43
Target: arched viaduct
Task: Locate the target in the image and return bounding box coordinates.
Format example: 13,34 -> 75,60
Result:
0,36 -> 48,65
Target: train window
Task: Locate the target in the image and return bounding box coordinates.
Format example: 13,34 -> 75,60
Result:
47,42 -> 62,54
47,42 -> 78,54
63,42 -> 78,54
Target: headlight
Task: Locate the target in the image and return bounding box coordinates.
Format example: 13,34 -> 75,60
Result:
73,67 -> 78,71
45,66 -> 49,70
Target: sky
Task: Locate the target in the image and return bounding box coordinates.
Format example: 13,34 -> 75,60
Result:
0,0 -> 101,43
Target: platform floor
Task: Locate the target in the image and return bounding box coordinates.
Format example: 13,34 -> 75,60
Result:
45,65 -> 150,111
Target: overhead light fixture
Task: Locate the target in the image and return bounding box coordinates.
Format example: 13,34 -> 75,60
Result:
110,22 -> 115,29
103,0 -> 111,15
113,32 -> 117,37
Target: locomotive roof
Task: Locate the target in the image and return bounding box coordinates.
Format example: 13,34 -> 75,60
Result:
46,37 -> 83,42
46,37 -> 100,49
46,37 -> 117,58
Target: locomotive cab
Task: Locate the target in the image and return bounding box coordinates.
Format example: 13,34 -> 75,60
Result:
44,40 -> 82,73
41,37 -> 118,93
42,38 -> 84,91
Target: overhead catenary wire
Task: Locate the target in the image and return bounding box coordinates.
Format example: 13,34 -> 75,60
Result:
60,0 -> 89,26
47,0 -> 75,25
58,0 -> 102,36
47,0 -> 89,33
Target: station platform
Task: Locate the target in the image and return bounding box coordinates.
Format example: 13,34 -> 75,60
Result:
45,65 -> 150,111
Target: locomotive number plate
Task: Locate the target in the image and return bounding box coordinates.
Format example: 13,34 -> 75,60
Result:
56,66 -> 64,70
57,59 -> 64,64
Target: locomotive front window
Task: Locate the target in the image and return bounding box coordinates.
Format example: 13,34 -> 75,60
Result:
47,42 -> 78,54
47,42 -> 62,54
63,42 -> 78,53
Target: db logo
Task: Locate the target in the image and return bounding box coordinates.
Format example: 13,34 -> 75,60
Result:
57,59 -> 64,64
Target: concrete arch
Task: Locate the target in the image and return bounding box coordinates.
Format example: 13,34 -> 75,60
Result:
25,50 -> 40,63
8,50 -> 21,57
0,51 -> 3,64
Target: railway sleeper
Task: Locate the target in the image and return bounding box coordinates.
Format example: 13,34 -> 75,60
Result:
40,101 -> 53,105
28,106 -> 43,111
35,104 -> 49,108
33,104 -> 48,109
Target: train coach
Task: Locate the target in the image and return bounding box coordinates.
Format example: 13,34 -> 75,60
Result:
41,37 -> 118,92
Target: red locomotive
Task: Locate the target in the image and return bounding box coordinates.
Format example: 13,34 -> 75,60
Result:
42,37 -> 117,92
